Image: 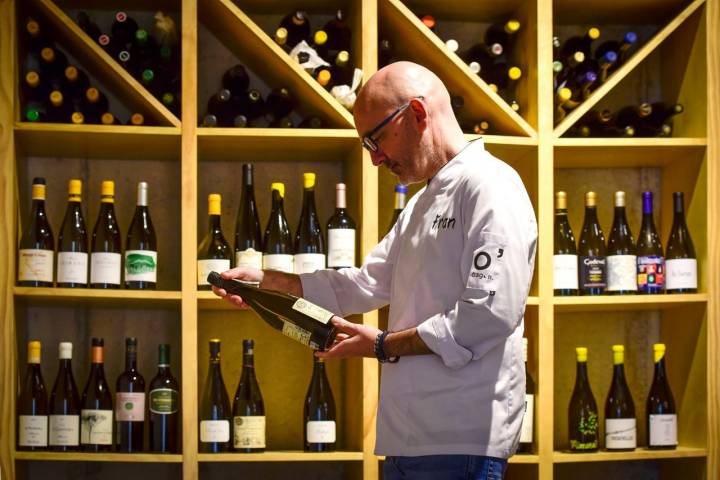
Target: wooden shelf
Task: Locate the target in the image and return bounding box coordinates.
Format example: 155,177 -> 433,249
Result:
553,0 -> 691,25
197,451 -> 364,462
554,293 -> 708,312
553,446 -> 708,463
14,287 -> 182,308
14,451 -> 183,463
554,138 -> 706,168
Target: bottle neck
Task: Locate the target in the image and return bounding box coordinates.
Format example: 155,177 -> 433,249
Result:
303,188 -> 317,215
32,198 -> 46,217
100,201 -> 115,216
209,214 -> 222,233
613,206 -> 628,225
612,363 -> 626,383
59,358 -> 72,371
654,358 -> 667,381
575,361 -> 589,385
336,188 -> 347,210
583,205 -> 599,225
242,352 -> 255,369
672,199 -> 687,229
641,211 -> 656,230
125,351 -> 137,371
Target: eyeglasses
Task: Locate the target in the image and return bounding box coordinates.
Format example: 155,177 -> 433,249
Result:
361,96 -> 424,153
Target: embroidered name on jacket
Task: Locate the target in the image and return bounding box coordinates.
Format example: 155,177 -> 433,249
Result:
431,214 -> 456,230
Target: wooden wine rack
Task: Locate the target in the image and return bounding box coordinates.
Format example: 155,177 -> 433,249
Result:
0,0 -> 717,479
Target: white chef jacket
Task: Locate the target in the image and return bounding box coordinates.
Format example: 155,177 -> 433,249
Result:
300,139 -> 537,458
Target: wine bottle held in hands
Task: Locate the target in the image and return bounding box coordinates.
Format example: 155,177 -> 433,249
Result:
197,193 -> 232,289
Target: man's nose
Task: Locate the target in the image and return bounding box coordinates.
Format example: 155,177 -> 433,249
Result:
370,150 -> 386,167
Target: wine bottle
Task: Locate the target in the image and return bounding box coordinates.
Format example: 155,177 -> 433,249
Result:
326,183 -> 356,269
222,64 -> 250,97
234,164 -> 263,270
39,47 -> 68,77
206,88 -> 233,127
553,191 -> 578,295
279,10 -> 311,48
294,173 -> 326,274
25,17 -> 50,53
77,11 -> 102,45
57,179 -> 88,288
232,339 -> 265,453
578,191 -> 607,295
17,341 -> 48,451
484,19 -> 520,57
665,192 -> 697,293
263,183 -> 294,273
485,64 -> 522,93
264,88 -> 294,125
90,180 -> 122,289
124,182 -> 158,289
379,39 -> 394,68
46,90 -> 72,123
115,338 -> 145,452
331,51 -> 354,87
387,184 -> 408,234
595,31 -> 638,74
83,87 -> 110,124
81,338 -> 113,451
111,11 -> 139,46
197,193 -> 232,289
274,27 -> 289,51
560,27 -> 600,60
323,10 -> 352,58
305,356 -> 336,452
49,342 -> 80,451
606,191 -> 637,294
207,272 -> 338,350
18,177 -> 54,287
149,344 -> 179,453
518,337 -> 535,453
636,191 -> 665,294
568,347 -> 598,452
64,66 -> 90,100
234,89 -> 265,123
199,339 -> 231,453
605,345 -> 636,451
647,343 -> 677,449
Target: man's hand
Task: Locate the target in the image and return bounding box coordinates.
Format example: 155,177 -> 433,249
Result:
315,317 -> 381,359
211,267 -> 264,309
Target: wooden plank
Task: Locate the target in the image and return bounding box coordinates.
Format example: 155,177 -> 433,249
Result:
197,451 -> 364,462
554,140 -> 707,169
554,0 -> 692,24
553,0 -> 707,137
14,452 -> 183,463
29,0 -> 181,127
14,287 -> 181,307
554,293 -> 709,312
552,446 -> 708,463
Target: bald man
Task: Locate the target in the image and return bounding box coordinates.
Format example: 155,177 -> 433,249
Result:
213,62 -> 537,479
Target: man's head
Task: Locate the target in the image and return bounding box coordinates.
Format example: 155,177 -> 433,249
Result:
353,61 -> 466,185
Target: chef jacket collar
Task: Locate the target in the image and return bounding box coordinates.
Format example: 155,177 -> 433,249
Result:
426,138 -> 485,192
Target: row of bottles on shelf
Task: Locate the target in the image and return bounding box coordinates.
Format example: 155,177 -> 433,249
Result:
553,190 -> 697,295
200,339 -> 336,453
568,343 -> 677,452
197,165 -> 357,287
17,178 -> 157,290
17,339 -> 178,453
565,103 -> 685,137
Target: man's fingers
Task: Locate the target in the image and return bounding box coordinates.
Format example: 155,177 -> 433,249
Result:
331,316 -> 357,334
211,286 -> 227,297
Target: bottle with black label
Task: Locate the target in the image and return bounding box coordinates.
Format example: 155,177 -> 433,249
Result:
665,192 -> 697,293
304,356 -> 336,452
294,173 -> 325,274
18,177 -> 54,287
604,345 -> 636,451
646,343 -> 677,449
17,341 -> 48,451
326,183 -> 356,269
636,191 -> 665,293
518,337 -> 535,453
263,183 -> 294,273
578,191 -> 606,295
197,194 -> 231,289
199,339 -> 231,453
232,339 -> 265,453
235,164 -> 263,271
149,344 -> 179,453
49,342 -> 80,451
606,191 -> 637,294
553,191 -> 578,295
57,179 -> 88,288
90,181 -> 122,289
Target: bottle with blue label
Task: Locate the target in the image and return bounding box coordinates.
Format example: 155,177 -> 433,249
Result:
636,191 -> 665,294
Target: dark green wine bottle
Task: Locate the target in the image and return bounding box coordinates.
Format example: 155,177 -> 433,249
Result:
149,344 -> 179,453
90,181 -> 122,289
578,191 -> 606,295
636,191 -> 664,294
235,164 -> 263,271
262,183 -> 294,273
199,340 -> 231,453
304,356 -> 336,452
49,342 -> 80,451
606,191 -> 637,294
646,343 -> 677,449
232,339 -> 265,453
665,192 -> 697,293
17,341 -> 48,451
197,194 -> 231,290
125,182 -> 157,289
604,345 -> 636,451
115,338 -> 145,453
294,173 -> 325,274
18,178 -> 54,287
568,347 -> 598,452
553,191 -> 578,295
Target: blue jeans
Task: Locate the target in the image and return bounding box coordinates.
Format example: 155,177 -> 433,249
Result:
383,455 -> 507,480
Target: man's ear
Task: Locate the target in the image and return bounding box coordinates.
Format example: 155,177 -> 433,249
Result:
409,98 -> 428,131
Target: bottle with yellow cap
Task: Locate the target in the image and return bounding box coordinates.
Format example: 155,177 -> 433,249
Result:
604,345 -> 636,451
646,343 -> 677,449
21,70 -> 46,103
125,182 -> 157,289
294,173 -> 326,274
578,191 -> 607,295
568,347 -> 598,452
57,179 -> 89,287
278,10 -> 311,48
331,50 -> 354,86
553,191 -> 578,295
274,27 -> 290,52
484,19 -> 521,57
83,87 -> 109,124
199,339 -> 231,452
323,9 -> 351,59
39,46 -> 69,76
327,183 -> 356,269
46,90 -> 72,123
263,183 -> 294,273
235,164 -> 262,271
18,177 -> 54,287
63,65 -> 90,100
24,17 -> 50,53
17,340 -> 48,450
485,62 -> 522,93
607,191 -> 637,294
198,193 -> 232,289
90,180 -> 122,289
80,337 -> 113,451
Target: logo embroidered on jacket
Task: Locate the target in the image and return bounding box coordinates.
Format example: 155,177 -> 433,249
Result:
431,214 -> 456,230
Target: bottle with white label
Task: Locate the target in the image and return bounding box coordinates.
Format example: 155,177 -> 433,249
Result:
17,341 -> 48,450
606,191 -> 637,294
116,337 -> 145,452
646,343 -> 677,449
232,339 -> 265,452
604,345 -> 636,451
263,182 -> 294,273
18,177 -> 54,287
665,192 -> 697,293
326,183 -> 356,269
90,180 -> 122,289
198,194 -> 232,289
125,182 -> 157,289
57,179 -> 89,288
518,337 -> 535,453
304,356 -> 336,452
553,191 -> 578,295
49,342 -> 80,451
294,173 -> 325,274
200,339 -> 231,453
234,164 -> 263,271
636,191 -> 665,294
81,337 -> 113,451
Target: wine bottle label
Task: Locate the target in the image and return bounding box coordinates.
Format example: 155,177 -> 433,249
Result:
233,416 -> 266,448
553,254 -> 578,290
605,418 -> 637,449
579,256 -> 607,289
200,420 -> 230,442
292,298 -> 334,325
649,414 -> 677,446
197,259 -> 231,285
57,251 -> 88,284
306,420 -> 336,443
18,415 -> 48,447
520,394 -> 534,443
49,414 -> 80,446
18,249 -> 54,282
90,252 -> 122,285
235,248 -> 263,270
125,250 -> 157,282
80,409 -> 113,445
637,255 -> 665,291
262,254 -> 294,273
666,258 -> 697,290
116,392 -> 146,421
149,388 -> 178,414
282,321 -> 312,345
293,253 -> 326,274
606,254 -> 637,292
327,229 -> 356,268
